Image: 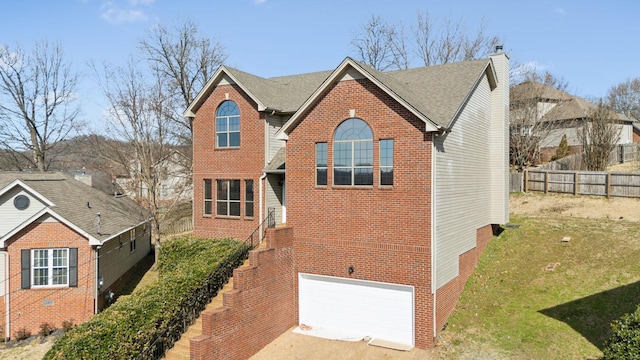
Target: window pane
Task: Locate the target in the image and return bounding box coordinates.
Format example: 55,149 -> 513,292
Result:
334,168 -> 352,185
53,249 -> 67,267
245,180 -> 254,201
229,180 -> 240,200
34,250 -> 48,267
204,201 -> 212,215
354,168 -> 373,185
380,139 -> 393,167
217,181 -> 228,200
334,142 -> 352,167
217,133 -> 227,147
204,179 -> 212,200
53,268 -> 67,285
316,143 -> 327,167
217,202 -> 228,216
245,180 -> 254,217
217,100 -> 239,117
228,117 -> 240,132
381,168 -> 394,186
229,132 -> 240,147
317,169 -> 327,186
354,141 -> 373,166
230,202 -> 240,216
34,269 -> 48,286
335,118 -> 373,140
216,118 -> 228,132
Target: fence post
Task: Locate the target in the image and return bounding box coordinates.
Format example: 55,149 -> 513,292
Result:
524,170 -> 528,192
544,171 -> 549,194
606,172 -> 612,198
574,172 -> 578,195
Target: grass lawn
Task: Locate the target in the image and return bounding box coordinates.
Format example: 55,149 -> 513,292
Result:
438,215 -> 640,359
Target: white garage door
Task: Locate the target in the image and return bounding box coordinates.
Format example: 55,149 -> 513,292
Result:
298,273 -> 414,346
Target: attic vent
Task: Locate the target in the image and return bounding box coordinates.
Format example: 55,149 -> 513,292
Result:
14,195 -> 30,210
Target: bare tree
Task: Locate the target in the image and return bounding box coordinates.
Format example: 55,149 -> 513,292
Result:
351,12 -> 501,70
415,12 -> 499,66
0,41 -> 81,171
351,15 -> 406,71
577,102 -> 621,171
139,19 -> 227,139
509,69 -> 569,170
607,77 -> 640,120
93,59 -> 188,244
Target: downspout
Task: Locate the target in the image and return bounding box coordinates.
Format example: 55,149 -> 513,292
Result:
0,252 -> 9,341
431,133 -> 438,340
259,172 -> 267,242
94,246 -> 101,314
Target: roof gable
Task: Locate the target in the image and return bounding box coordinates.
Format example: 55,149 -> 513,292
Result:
277,57 -> 495,139
184,66 -> 332,117
0,172 -> 150,246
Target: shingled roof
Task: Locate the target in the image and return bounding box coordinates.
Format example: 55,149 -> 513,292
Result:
0,172 -> 149,244
511,81 -> 633,123
186,56 -> 495,130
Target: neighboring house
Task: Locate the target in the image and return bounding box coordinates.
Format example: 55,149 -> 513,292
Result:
510,81 -> 636,162
0,172 -> 151,340
185,50 -> 509,350
115,151 -> 192,204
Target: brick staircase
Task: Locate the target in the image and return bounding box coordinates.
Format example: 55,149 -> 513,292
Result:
162,257 -> 250,360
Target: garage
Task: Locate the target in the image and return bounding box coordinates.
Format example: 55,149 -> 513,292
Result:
298,273 -> 414,346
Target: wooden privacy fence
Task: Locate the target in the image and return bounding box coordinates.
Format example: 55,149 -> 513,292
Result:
160,216 -> 193,235
524,169 -> 640,198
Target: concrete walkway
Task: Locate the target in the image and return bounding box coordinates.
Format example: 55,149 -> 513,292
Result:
250,327 -> 432,360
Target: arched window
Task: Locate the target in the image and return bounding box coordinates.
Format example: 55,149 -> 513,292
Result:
333,118 -> 373,186
216,100 -> 240,147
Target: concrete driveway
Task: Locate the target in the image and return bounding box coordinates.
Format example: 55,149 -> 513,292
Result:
250,327 -> 432,360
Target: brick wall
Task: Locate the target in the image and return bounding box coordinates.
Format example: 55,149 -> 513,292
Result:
435,224 -> 494,336
4,220 -> 95,338
286,78 -> 435,348
191,227 -> 296,360
192,83 -> 265,240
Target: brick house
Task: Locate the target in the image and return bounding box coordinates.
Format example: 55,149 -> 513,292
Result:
185,50 -> 509,352
0,172 -> 151,339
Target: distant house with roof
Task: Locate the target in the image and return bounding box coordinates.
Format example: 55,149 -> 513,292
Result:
510,81 -> 636,163
0,172 -> 151,340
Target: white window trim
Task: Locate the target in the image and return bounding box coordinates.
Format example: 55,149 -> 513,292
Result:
32,248 -> 69,288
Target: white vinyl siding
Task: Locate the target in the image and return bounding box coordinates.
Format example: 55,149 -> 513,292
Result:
434,74 -> 493,289
266,114 -> 286,163
98,224 -> 150,291
489,53 -> 510,225
266,175 -> 283,225
0,188 -> 46,238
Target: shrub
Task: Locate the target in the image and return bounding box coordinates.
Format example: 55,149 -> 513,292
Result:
602,305 -> 640,359
39,322 -> 56,337
14,327 -> 31,341
44,236 -> 249,360
61,320 -> 75,332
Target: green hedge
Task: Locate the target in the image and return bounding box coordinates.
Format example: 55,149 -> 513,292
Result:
44,237 -> 250,360
602,305 -> 640,360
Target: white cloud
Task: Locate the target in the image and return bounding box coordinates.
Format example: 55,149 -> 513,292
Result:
101,1 -> 150,24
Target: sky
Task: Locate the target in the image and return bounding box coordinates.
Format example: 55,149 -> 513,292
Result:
1,0 -> 638,131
